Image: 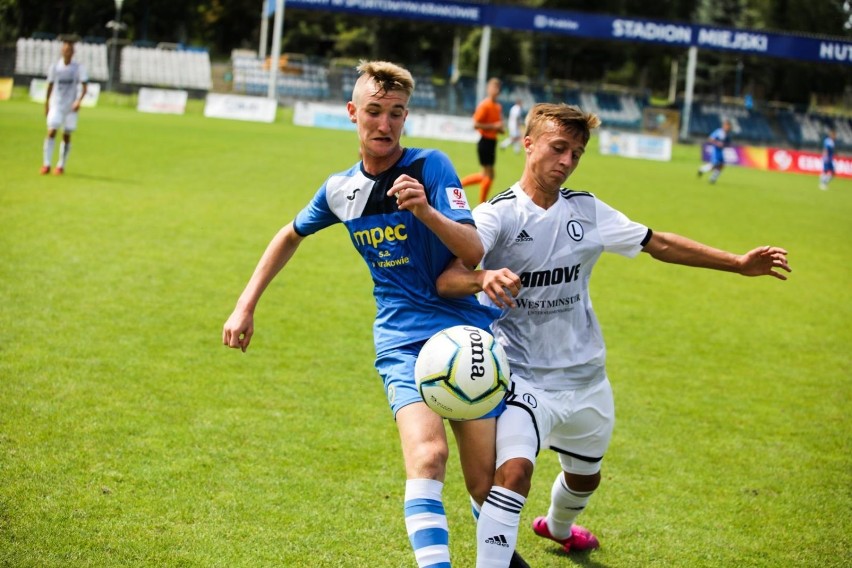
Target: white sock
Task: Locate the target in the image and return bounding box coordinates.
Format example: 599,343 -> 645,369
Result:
43,137 -> 55,167
58,141 -> 70,168
404,479 -> 450,568
547,474 -> 595,539
699,163 -> 713,173
476,486 -> 525,568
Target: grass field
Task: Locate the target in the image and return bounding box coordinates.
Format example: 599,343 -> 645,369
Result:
1,90 -> 850,567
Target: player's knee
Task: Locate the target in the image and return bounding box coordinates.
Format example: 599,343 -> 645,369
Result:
465,475 -> 492,504
410,438 -> 449,477
495,458 -> 534,496
564,470 -> 601,493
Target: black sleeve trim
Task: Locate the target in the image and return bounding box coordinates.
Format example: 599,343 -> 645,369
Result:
640,228 -> 653,247
292,221 -> 309,237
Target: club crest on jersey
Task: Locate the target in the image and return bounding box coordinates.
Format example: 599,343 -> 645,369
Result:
446,187 -> 471,210
566,220 -> 584,241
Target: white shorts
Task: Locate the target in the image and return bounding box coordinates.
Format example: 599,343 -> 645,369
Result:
47,107 -> 79,132
496,376 -> 614,476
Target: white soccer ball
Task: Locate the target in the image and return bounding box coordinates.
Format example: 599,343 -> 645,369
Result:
414,325 -> 511,421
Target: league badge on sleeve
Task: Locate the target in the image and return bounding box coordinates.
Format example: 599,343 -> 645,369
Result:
446,187 -> 471,210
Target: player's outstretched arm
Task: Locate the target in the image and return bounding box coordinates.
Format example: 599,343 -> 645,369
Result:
223,222 -> 305,352
389,174 -> 484,268
436,258 -> 521,308
643,231 -> 791,280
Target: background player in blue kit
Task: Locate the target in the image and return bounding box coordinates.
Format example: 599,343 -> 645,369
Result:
438,103 -> 791,566
697,118 -> 731,184
223,60 -> 529,568
819,128 -> 836,190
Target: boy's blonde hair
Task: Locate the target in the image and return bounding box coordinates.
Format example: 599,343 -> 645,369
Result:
353,60 -> 415,103
525,103 -> 601,145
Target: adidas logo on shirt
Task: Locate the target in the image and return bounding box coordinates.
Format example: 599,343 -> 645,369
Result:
515,230 -> 534,242
485,534 -> 510,547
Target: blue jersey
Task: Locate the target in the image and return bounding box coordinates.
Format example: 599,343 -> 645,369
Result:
294,147 -> 500,353
709,127 -> 728,165
823,136 -> 836,172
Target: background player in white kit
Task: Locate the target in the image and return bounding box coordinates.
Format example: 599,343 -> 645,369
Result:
500,99 -> 524,154
437,103 -> 791,566
41,39 -> 88,175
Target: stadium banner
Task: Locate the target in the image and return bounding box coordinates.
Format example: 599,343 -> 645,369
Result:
293,101 -> 479,142
284,0 -> 484,25
283,1 -> 850,65
137,87 -> 188,115
204,93 -> 277,123
599,129 -> 672,162
0,77 -> 12,100
700,145 -> 851,178
768,148 -> 852,178
701,143 -> 769,169
491,8 -> 851,64
28,79 -> 100,107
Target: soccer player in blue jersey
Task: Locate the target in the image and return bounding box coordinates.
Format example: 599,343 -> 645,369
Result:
223,60 -> 529,568
697,118 -> 731,184
438,103 -> 790,566
819,128 -> 836,190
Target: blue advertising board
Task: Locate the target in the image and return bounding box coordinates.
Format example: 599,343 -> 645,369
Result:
281,0 -> 851,65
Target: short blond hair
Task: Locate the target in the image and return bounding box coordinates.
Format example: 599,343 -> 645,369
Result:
525,103 -> 601,145
353,60 -> 415,104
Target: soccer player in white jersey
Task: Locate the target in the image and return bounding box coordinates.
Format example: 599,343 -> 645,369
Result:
223,61 -> 530,568
437,103 -> 791,566
42,39 -> 88,175
500,99 -> 524,154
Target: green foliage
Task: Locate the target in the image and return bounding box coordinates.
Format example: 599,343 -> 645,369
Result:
1,91 -> 850,567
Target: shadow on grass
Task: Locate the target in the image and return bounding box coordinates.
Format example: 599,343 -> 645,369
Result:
64,172 -> 141,185
543,548 -> 610,568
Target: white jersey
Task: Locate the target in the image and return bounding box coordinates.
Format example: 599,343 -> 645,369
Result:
474,183 -> 651,390
507,103 -> 523,137
46,58 -> 88,112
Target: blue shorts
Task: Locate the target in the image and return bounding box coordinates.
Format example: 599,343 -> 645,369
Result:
823,160 -> 835,174
376,342 -> 505,420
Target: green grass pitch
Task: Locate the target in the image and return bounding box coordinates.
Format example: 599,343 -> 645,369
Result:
1,91 -> 850,567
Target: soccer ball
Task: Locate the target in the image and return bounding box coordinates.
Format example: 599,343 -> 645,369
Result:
414,325 -> 511,420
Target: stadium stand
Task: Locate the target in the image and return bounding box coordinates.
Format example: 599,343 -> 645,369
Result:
15,38 -> 109,81
231,52 -> 329,99
687,102 -> 776,145
120,45 -> 211,90
776,110 -> 852,151
16,35 -> 847,153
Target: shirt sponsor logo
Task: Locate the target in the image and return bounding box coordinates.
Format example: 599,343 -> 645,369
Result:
519,264 -> 580,288
352,223 -> 407,248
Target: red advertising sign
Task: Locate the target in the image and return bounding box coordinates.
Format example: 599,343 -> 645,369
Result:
767,148 -> 852,178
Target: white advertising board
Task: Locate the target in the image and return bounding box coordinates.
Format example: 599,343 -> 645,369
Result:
599,129 -> 672,162
203,93 -> 277,123
137,87 -> 188,115
293,101 -> 479,143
